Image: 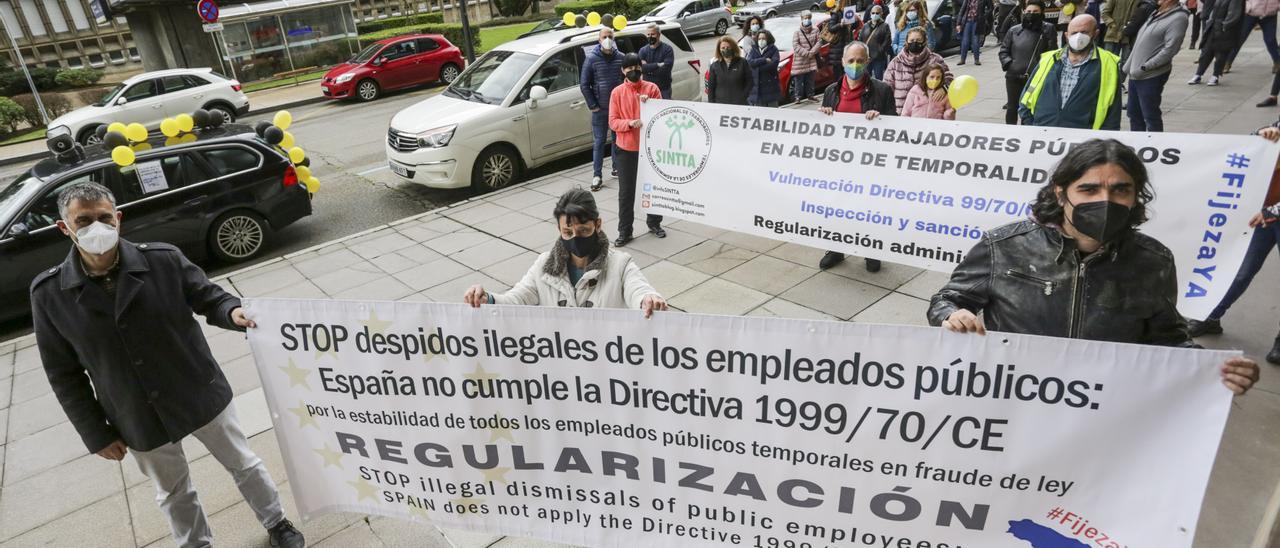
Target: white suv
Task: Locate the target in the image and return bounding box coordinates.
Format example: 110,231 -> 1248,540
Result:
385,22 -> 703,191
52,68 -> 250,145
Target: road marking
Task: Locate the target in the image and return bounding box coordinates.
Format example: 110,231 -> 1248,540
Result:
357,165 -> 389,176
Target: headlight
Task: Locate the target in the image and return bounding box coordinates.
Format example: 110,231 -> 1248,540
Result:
335,73 -> 355,84
416,125 -> 456,148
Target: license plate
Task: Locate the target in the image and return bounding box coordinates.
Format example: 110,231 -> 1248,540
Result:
389,162 -> 409,178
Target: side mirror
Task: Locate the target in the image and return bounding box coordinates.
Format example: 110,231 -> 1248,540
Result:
680,11 -> 692,17
528,85 -> 548,107
7,222 -> 30,240
116,96 -> 128,106
372,57 -> 384,66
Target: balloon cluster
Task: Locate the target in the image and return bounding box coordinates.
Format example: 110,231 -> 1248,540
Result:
561,10 -> 628,30
254,110 -> 319,193
947,75 -> 978,110
102,108 -> 228,167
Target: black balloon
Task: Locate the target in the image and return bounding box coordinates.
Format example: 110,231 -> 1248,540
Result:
575,14 -> 586,27
192,109 -> 211,128
297,156 -> 311,167
602,14 -> 614,28
93,125 -> 108,140
102,131 -> 128,148
263,126 -> 284,144
208,110 -> 225,127
254,120 -> 273,136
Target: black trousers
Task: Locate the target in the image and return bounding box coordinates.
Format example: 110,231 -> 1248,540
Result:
1005,75 -> 1027,125
1197,44 -> 1231,77
615,148 -> 662,237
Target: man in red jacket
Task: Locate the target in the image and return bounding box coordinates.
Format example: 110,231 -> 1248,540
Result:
608,53 -> 665,247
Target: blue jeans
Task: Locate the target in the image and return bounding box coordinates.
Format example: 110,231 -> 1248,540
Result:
1126,71 -> 1169,132
960,20 -> 981,62
869,57 -> 888,80
590,110 -> 617,178
792,72 -> 815,101
1229,14 -> 1279,64
1209,220 -> 1280,319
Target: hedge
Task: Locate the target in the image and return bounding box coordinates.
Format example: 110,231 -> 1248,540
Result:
626,0 -> 663,17
355,12 -> 444,34
359,23 -> 482,53
0,96 -> 24,133
53,68 -> 104,88
554,0 -> 620,17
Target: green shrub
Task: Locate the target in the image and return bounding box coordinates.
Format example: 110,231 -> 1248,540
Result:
359,23 -> 482,53
77,88 -> 107,105
27,67 -> 59,90
54,68 -> 104,88
0,96 -> 24,133
477,13 -> 550,27
11,92 -> 73,126
356,12 -> 444,34
626,0 -> 663,17
553,0 -> 619,17
494,0 -> 536,17
0,70 -> 25,96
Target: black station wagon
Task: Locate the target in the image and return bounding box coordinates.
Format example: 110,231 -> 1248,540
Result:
0,124 -> 312,322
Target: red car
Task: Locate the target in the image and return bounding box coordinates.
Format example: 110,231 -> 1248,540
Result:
706,13 -> 836,103
322,34 -> 465,102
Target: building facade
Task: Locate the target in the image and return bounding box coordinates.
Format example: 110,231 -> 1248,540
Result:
0,0 -> 140,75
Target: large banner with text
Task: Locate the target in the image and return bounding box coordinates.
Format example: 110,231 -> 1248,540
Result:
636,100 -> 1279,319
246,298 -> 1234,547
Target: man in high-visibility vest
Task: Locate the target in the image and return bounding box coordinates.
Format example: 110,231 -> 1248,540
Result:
1018,14 -> 1122,130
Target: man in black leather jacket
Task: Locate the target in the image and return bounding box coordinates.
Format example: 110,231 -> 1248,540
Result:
928,139 -> 1260,395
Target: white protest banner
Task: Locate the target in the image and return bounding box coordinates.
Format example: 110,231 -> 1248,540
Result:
636,100 -> 1279,319
246,298 -> 1234,547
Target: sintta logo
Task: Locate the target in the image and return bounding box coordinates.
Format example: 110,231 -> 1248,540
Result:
645,106 -> 711,184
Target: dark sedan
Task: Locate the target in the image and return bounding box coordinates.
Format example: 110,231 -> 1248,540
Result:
0,124 -> 312,322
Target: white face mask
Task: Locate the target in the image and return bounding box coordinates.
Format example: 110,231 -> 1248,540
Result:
72,220 -> 119,255
601,37 -> 615,51
1068,32 -> 1092,51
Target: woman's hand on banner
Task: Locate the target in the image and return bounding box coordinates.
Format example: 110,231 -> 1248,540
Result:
463,284 -> 488,307
1259,126 -> 1280,142
820,107 -> 834,115
641,294 -> 668,319
630,119 -> 643,128
1249,212 -> 1270,227
942,309 -> 986,335
865,110 -> 881,120
1220,356 -> 1260,395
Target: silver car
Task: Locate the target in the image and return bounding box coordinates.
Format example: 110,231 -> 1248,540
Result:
640,0 -> 734,37
733,0 -> 823,25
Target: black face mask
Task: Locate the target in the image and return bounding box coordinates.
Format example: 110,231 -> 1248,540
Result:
1068,199 -> 1132,245
1023,13 -> 1044,27
564,234 -> 600,258
905,42 -> 925,54
647,36 -> 659,45
625,70 -> 642,82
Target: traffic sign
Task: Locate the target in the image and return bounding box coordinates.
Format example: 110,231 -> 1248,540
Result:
196,0 -> 219,23
202,22 -> 224,32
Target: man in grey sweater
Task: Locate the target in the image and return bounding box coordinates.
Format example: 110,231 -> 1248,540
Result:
1123,0 -> 1188,131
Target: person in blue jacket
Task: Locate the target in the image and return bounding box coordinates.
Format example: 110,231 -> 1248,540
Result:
747,29 -> 782,106
580,27 -> 625,191
639,23 -> 675,99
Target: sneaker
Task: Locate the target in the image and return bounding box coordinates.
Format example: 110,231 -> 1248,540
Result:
649,225 -> 667,238
818,251 -> 845,269
590,176 -> 603,191
974,59 -> 982,66
614,234 -> 632,247
864,258 -> 882,272
958,59 -> 967,66
1267,336 -> 1280,365
268,519 -> 305,548
1207,75 -> 1220,86
1186,317 -> 1223,337
1259,97 -> 1278,107
1187,74 -> 1202,85
610,168 -> 618,178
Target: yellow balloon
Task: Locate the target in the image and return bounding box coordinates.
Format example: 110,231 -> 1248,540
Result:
288,147 -> 306,164
587,11 -> 601,25
125,122 -> 147,143
948,74 -> 979,109
165,136 -> 180,147
1062,2 -> 1075,16
111,145 -> 135,167
106,122 -> 126,135
160,118 -> 179,138
826,0 -> 835,7
176,113 -> 194,133
131,143 -> 152,152
273,110 -> 293,130
613,15 -> 628,30
280,131 -> 295,150
563,11 -> 576,26
180,133 -> 198,144
304,177 -> 320,193
295,165 -> 312,180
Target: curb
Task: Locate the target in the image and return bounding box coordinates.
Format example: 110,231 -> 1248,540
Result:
0,94 -> 328,168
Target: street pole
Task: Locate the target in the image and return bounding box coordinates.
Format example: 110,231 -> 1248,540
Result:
457,0 -> 475,62
0,13 -> 49,126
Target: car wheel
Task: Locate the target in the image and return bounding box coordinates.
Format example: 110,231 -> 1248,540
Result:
208,210 -> 272,262
471,145 -> 521,192
714,19 -> 729,35
356,79 -> 380,102
439,63 -> 461,84
208,104 -> 236,123
766,10 -> 777,18
79,125 -> 104,146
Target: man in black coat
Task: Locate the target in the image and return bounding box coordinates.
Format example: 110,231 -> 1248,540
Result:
30,182 -> 304,548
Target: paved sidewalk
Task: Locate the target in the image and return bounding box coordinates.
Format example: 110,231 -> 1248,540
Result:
1,36 -> 1279,548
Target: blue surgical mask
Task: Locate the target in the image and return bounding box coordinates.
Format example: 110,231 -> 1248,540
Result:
750,24 -> 761,32
844,62 -> 866,81
907,10 -> 919,20
872,13 -> 883,21
802,18 -> 812,26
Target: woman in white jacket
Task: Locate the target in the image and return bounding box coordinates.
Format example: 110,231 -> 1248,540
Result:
463,188 -> 668,317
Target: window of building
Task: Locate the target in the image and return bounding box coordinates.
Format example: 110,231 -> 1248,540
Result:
88,53 -> 104,67
17,0 -> 46,36
0,2 -> 23,39
40,0 -> 68,32
108,50 -> 124,63
128,47 -> 139,60
65,0 -> 89,30
43,61 -> 59,68
67,57 -> 83,68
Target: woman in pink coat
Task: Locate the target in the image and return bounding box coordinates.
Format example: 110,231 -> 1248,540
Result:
901,63 -> 956,119
883,27 -> 953,110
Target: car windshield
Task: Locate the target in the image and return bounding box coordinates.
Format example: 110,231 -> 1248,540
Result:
351,43 -> 382,64
95,84 -> 125,106
0,171 -> 42,230
649,2 -> 685,16
444,50 -> 537,104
